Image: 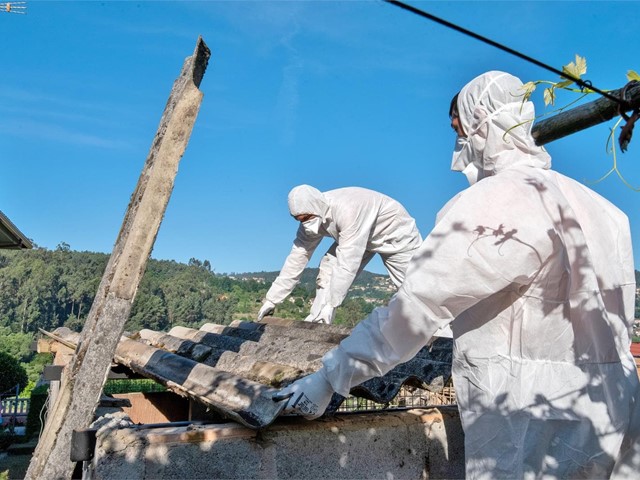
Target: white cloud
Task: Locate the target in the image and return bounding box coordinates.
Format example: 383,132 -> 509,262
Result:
0,118 -> 131,150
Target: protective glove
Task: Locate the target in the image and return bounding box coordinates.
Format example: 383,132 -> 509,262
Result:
257,300 -> 276,322
303,304 -> 335,324
273,370 -> 334,420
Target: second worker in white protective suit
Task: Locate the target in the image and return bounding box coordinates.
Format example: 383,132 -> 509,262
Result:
257,185 -> 422,324
275,71 -> 640,479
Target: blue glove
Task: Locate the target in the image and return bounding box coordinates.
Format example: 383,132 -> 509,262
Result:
273,370 -> 334,420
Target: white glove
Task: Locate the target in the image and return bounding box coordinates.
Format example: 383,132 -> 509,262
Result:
303,304 -> 335,324
257,300 -> 276,321
273,370 -> 334,420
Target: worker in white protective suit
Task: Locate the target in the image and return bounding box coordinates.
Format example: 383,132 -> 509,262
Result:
257,185 -> 422,324
275,71 -> 640,479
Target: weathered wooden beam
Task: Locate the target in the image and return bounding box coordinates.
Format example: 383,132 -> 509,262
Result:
26,37 -> 211,480
532,82 -> 640,146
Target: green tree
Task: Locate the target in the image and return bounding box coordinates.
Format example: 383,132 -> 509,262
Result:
201,296 -> 237,325
129,294 -> 169,331
55,242 -> 71,252
22,353 -> 53,397
0,351 -> 28,395
0,327 -> 33,363
334,298 -> 376,328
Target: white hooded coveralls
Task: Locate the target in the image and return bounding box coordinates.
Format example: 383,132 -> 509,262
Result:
265,186 -> 422,319
319,72 -> 640,478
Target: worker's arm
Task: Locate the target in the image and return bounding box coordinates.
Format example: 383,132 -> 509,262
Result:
265,227 -> 323,305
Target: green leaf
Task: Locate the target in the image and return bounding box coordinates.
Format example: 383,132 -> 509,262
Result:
627,70 -> 640,82
543,86 -> 556,106
562,54 -> 587,80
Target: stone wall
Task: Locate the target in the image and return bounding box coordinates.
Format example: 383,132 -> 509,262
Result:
90,407 -> 464,480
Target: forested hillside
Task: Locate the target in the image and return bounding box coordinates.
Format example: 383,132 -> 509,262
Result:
0,247 -> 637,339
0,247 -> 393,336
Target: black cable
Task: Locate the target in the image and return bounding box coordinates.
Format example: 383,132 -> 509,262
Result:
383,0 -> 626,107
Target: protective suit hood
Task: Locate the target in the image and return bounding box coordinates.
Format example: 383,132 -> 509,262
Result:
288,185 -> 330,221
452,71 -> 551,182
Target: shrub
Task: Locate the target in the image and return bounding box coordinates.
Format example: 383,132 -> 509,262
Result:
0,352 -> 27,395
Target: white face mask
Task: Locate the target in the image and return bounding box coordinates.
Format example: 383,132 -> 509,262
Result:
451,136 -> 486,186
302,217 -> 322,236
451,136 -> 472,172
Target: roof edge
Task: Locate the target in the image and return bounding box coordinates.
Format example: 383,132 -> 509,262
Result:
0,210 -> 33,249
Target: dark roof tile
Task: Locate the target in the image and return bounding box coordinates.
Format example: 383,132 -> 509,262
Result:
46,317 -> 453,429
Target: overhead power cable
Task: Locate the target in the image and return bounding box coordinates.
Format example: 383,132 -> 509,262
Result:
382,0 -> 626,108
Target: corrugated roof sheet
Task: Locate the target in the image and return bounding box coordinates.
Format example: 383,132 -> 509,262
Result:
46,317 -> 453,429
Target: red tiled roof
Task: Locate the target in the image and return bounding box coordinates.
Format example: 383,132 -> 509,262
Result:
631,342 -> 640,357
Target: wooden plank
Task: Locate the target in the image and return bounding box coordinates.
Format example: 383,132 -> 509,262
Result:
37,338 -> 55,353
25,37 -> 211,480
532,82 -> 640,146
111,392 -> 189,424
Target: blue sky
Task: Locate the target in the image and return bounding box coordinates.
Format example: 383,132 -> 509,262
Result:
2,1 -> 639,274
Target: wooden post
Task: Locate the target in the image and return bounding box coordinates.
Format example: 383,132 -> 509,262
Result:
532,82 -> 640,146
25,37 -> 211,480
